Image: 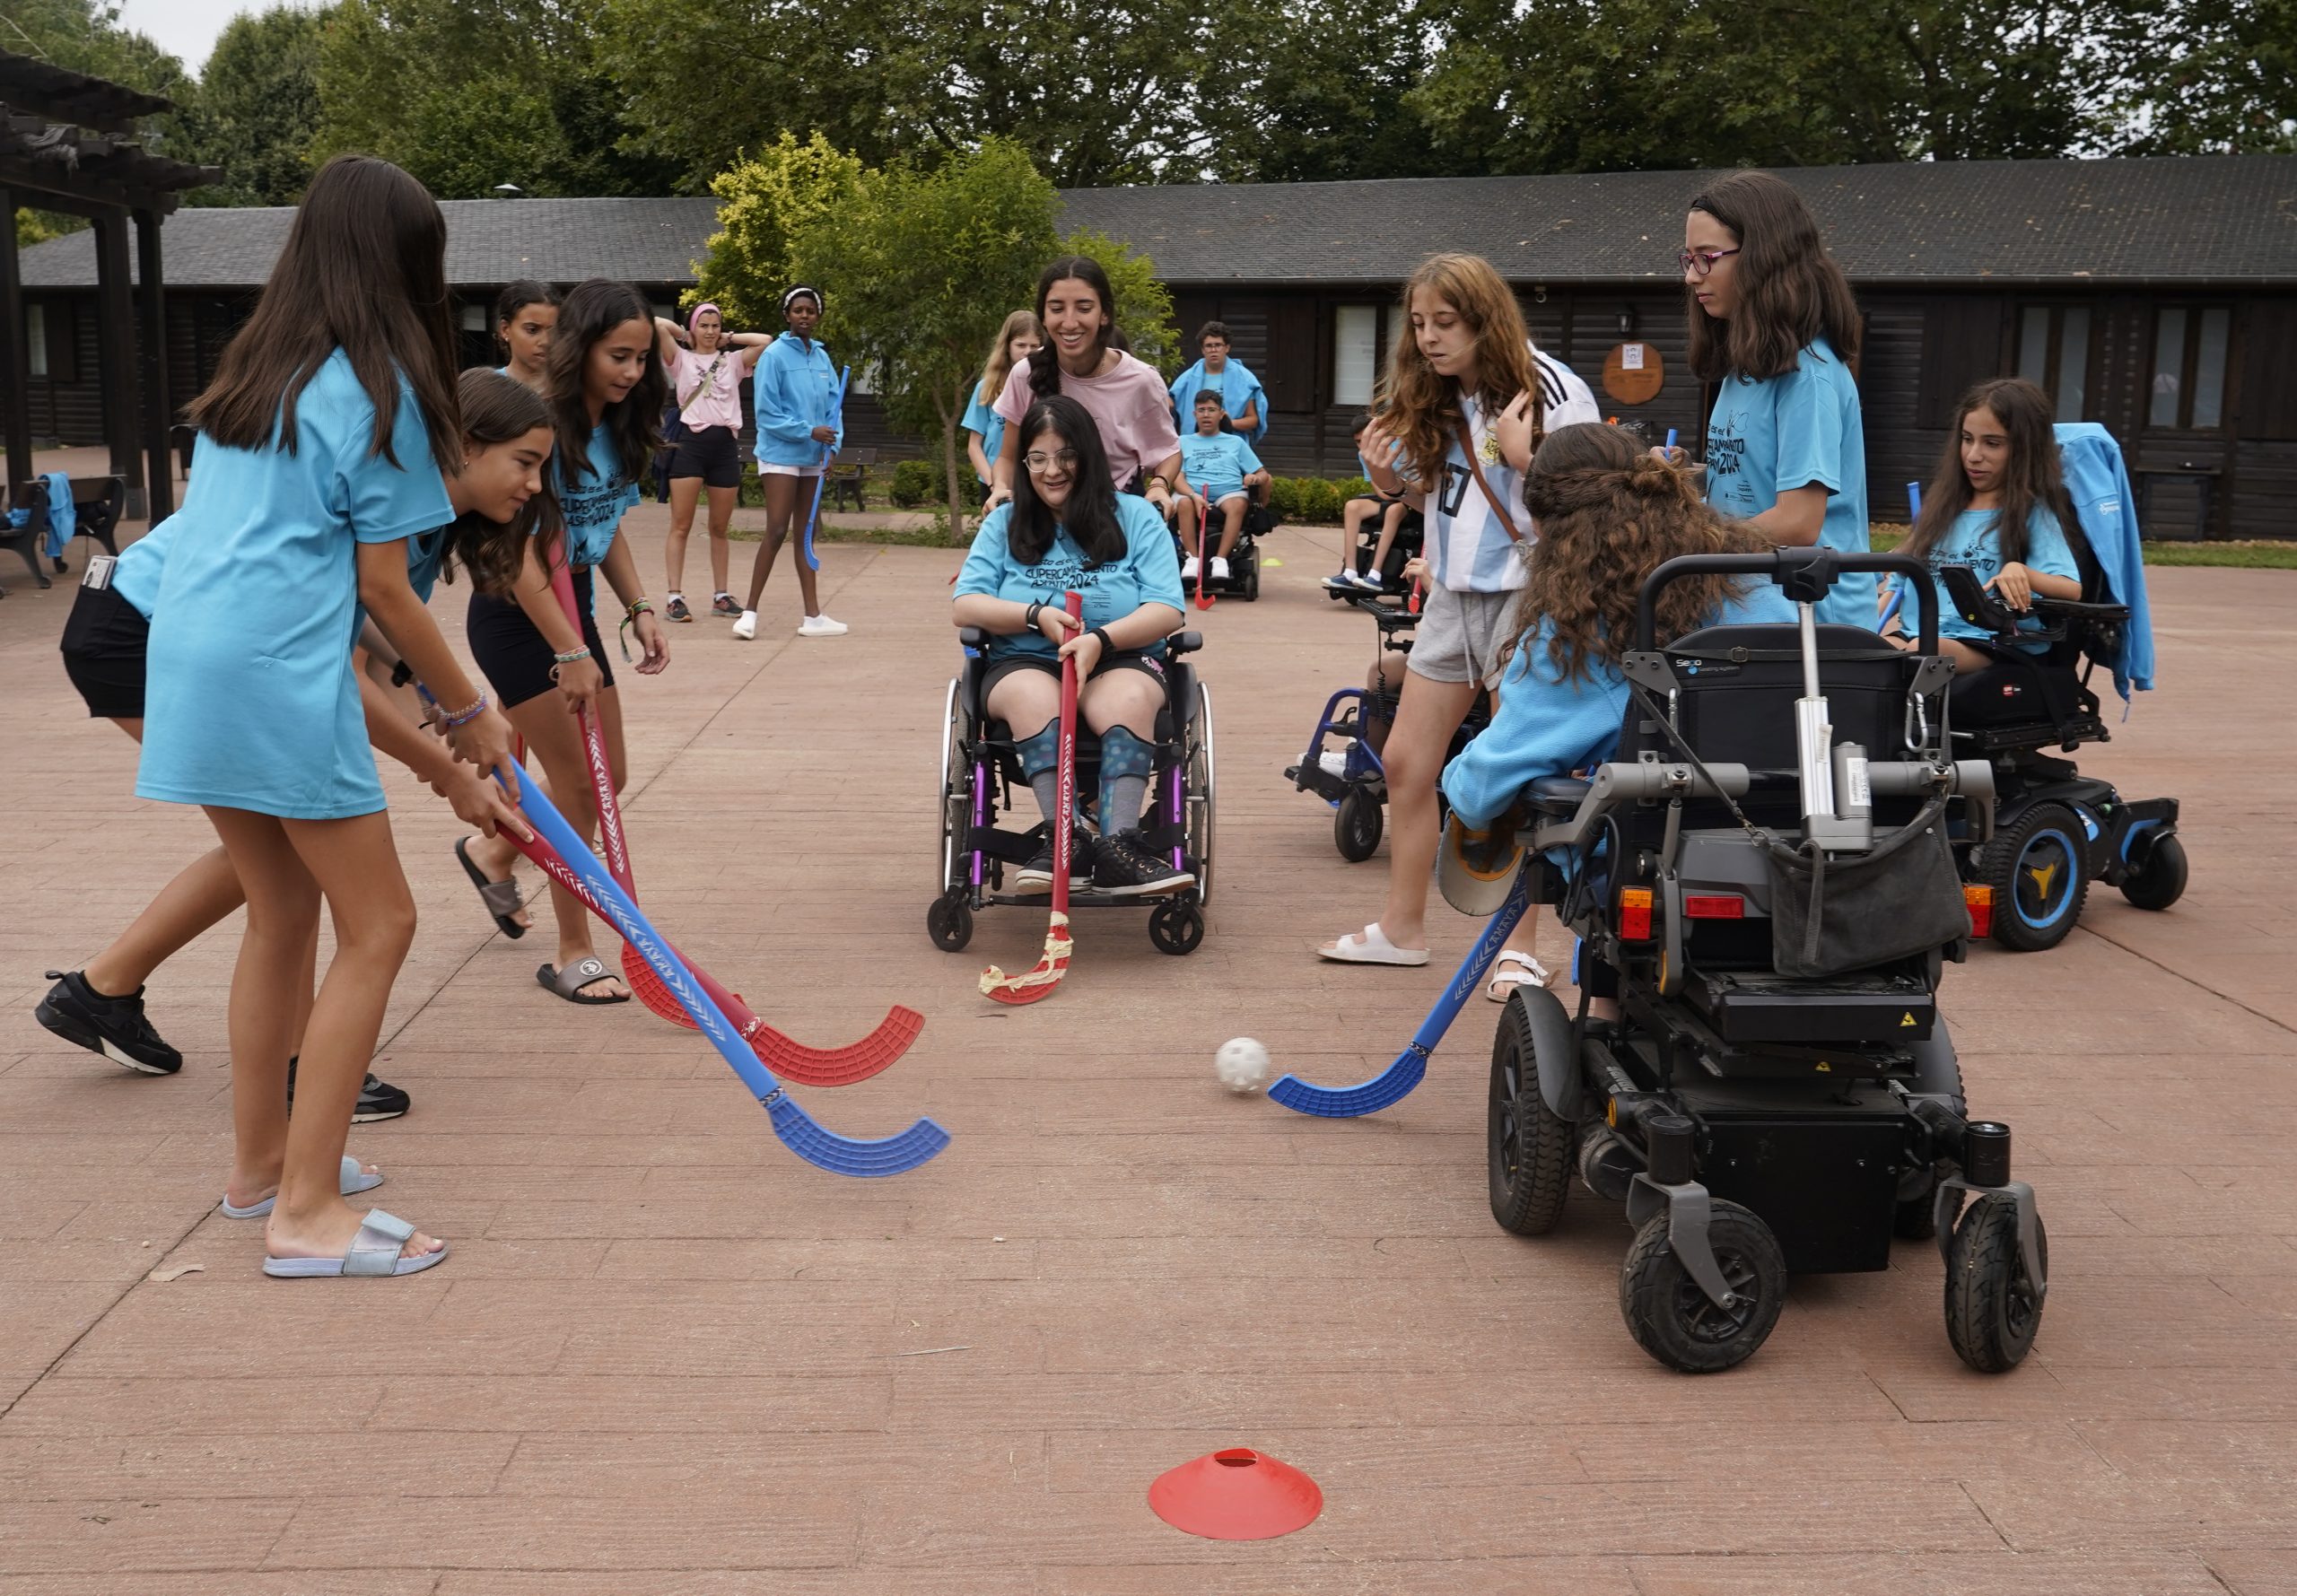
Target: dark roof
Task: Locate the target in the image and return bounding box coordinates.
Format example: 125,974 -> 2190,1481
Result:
19,157 -> 2293,293
1057,156 -> 2297,287
0,49 -> 174,134
19,196 -> 722,290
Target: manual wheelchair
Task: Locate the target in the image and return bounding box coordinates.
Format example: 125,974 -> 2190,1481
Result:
928,628 -> 1216,956
1482,549 -> 2045,1374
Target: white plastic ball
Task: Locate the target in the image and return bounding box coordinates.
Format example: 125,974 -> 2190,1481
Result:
1215,1037 -> 1271,1095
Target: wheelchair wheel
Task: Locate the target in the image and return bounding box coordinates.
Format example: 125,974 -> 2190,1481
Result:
1943,1191 -> 2047,1373
1620,1199 -> 1785,1374
926,889 -> 974,953
1241,561 -> 1260,602
1977,802 -> 2088,952
2118,833 -> 2188,911
1333,785 -> 1383,862
1486,989 -> 1573,1235
1185,685 -> 1216,906
1149,895 -> 1205,955
936,676 -> 967,894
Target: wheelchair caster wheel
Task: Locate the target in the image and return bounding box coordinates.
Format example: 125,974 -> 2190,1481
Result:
1148,898 -> 1205,955
1333,785 -> 1383,862
926,891 -> 974,952
1619,1199 -> 1785,1374
1943,1191 -> 2047,1373
2118,833 -> 2187,911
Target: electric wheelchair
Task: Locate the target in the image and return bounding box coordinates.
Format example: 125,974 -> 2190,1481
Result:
1175,495 -> 1278,603
929,628 -> 1215,955
1484,549 -> 2045,1374
1324,498 -> 1425,599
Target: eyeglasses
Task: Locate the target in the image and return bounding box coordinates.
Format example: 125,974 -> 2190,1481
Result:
1678,247 -> 1742,278
1023,450 -> 1079,473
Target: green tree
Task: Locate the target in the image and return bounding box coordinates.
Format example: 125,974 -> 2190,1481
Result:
187,4 -> 329,205
782,139 -> 1062,542
1057,226 -> 1178,377
688,133 -> 866,329
1196,0 -> 1449,182
2110,0 -> 2297,153
314,0 -> 677,198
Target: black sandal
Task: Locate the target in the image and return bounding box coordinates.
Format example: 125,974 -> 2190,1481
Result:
455,838 -> 528,939
537,958 -> 630,1004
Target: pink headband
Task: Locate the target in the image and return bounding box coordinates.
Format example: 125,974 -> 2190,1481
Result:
687,302 -> 721,330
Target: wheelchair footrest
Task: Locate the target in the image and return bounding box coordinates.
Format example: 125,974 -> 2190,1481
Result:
1686,969 -> 1936,1044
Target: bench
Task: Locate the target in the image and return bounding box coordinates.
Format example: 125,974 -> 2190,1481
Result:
825,447 -> 878,513
2,475 -> 126,593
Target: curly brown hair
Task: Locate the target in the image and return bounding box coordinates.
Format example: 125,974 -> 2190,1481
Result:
1511,423 -> 1772,683
1381,252 -> 1546,488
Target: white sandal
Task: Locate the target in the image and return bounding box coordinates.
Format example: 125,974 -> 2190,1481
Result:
1485,948 -> 1550,1001
1316,922 -> 1430,967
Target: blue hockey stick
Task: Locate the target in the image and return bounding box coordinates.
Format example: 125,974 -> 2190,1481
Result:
505,772 -> 949,1176
1271,865 -> 1534,1118
800,365 -> 852,574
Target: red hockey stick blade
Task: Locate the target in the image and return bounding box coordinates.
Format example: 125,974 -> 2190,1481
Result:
980,914 -> 1073,1006
620,940 -> 922,1086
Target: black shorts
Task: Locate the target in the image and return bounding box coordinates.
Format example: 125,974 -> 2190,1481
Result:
982,646 -> 1165,702
668,424 -> 742,489
467,565 -> 616,711
59,580 -> 150,720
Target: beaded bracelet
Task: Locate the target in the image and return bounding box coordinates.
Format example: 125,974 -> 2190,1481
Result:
553,645 -> 593,665
439,692 -> 489,729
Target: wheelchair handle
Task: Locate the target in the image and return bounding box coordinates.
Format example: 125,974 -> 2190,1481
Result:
1635,548 -> 1937,653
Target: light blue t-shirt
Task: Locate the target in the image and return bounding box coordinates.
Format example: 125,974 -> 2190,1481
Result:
555,420 -> 639,567
962,388 -> 1006,484
955,494 -> 1186,661
1442,582 -> 1799,831
1704,337 -> 1874,628
108,515 -> 182,620
137,350 -> 452,819
1179,432 -> 1263,502
1926,506 -> 2080,653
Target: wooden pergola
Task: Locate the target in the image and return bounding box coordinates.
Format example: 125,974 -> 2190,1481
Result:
1,49 -> 216,521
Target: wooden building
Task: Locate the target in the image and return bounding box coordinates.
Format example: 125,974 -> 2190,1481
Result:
16,156 -> 2293,537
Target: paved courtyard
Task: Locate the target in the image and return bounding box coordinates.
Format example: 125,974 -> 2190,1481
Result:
2,509 -> 2293,1592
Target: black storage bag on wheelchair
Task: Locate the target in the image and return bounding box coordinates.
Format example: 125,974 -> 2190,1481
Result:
1765,797 -> 1968,978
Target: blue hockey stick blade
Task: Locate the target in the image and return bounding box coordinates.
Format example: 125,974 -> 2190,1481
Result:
767,1095 -> 950,1177
1268,1052 -> 1428,1119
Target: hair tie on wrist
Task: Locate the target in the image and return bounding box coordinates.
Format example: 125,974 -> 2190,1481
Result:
441,693 -> 489,729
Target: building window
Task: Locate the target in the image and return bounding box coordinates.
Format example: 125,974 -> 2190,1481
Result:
1334,305 -> 1381,407
2147,306 -> 2231,431
26,304 -> 46,378
2015,304 -> 2090,423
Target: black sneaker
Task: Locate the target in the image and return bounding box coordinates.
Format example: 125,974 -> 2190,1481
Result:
36,969 -> 181,1075
666,596 -> 694,623
1012,830 -> 1095,895
1091,831 -> 1195,897
712,593 -> 743,617
285,1057 -> 412,1123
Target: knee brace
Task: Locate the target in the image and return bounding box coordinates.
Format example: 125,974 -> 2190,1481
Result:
1016,720 -> 1061,781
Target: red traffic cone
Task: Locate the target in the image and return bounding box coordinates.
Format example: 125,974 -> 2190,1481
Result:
1148,1448 -> 1323,1540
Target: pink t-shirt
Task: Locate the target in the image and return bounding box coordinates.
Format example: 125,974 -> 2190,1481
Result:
994,351 -> 1181,489
669,344 -> 747,432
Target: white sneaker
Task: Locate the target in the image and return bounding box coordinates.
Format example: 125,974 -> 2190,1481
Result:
1347,569 -> 1384,590
1181,556 -> 1200,580
1210,557 -> 1230,581
730,610 -> 757,641
1317,748 -> 1352,778
798,614 -> 848,638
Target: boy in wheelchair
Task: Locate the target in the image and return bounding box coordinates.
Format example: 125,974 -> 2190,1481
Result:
1423,423 -> 2040,1374
952,394 -> 1195,898
1173,390 -> 1273,596
1326,411 -> 1423,597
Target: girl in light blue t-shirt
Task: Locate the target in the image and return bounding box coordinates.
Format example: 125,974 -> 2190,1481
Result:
1680,171 -> 1875,629
965,310 -> 1045,486
1893,377 -> 2086,674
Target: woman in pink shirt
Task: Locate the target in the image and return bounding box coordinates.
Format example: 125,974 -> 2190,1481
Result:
988,256 -> 1181,520
654,303 -> 769,623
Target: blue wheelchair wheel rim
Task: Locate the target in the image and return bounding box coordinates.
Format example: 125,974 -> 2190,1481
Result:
2012,825 -> 2081,930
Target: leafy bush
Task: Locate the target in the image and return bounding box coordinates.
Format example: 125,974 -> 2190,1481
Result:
891,458 -> 944,507
1264,474 -> 1375,525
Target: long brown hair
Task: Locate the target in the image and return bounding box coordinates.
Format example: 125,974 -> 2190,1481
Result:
188,154 -> 459,472
1381,253 -> 1545,488
546,279 -> 665,488
445,368 -> 561,597
1684,172 -> 1862,384
977,309 -> 1047,406
1511,423 -> 1770,683
1900,378 -> 2083,573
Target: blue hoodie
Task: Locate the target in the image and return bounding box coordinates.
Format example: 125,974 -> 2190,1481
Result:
2054,423 -> 2153,699
752,332 -> 844,467
1168,358 -> 1269,444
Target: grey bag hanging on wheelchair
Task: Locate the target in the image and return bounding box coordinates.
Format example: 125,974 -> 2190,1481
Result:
1765,796 -> 1968,978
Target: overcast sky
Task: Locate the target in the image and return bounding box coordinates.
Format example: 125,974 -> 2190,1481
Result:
118,0 -> 320,74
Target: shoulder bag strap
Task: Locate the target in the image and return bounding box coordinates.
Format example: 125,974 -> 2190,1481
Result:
1454,415 -> 1525,544
677,349 -> 729,419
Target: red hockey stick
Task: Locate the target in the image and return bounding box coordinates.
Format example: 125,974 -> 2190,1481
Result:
980,591 -> 1081,1004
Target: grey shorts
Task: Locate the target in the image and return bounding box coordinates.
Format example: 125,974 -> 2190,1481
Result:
1408,585 -> 1517,689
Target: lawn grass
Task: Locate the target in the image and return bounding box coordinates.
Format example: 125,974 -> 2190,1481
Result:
1870,525 -> 2297,569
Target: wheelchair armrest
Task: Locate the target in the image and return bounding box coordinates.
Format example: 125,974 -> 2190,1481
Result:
1373,607 -> 1419,635
1937,564 -> 2024,638
957,625 -> 991,650
2029,594 -> 2130,625
1166,630 -> 1204,658
1527,776 -> 1593,815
